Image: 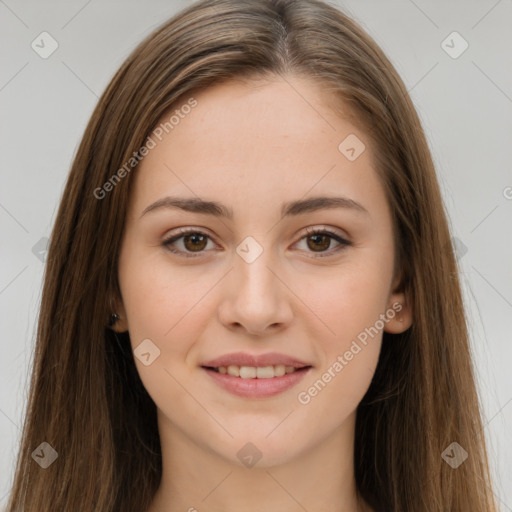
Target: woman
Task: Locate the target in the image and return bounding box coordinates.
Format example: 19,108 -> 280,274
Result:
6,0 -> 499,510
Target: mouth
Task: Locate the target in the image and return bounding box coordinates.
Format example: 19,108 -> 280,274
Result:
202,364 -> 312,379
201,364 -> 313,398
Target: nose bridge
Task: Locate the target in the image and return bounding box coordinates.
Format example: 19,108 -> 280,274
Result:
219,235 -> 292,333
233,239 -> 279,302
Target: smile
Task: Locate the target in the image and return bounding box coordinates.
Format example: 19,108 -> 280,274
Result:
202,365 -> 312,398
207,364 -> 302,379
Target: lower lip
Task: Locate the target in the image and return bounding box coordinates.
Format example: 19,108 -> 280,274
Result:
202,367 -> 311,398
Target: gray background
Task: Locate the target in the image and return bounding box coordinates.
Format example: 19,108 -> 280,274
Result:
1,0 -> 511,509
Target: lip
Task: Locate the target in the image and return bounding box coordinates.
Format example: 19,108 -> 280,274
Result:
202,366 -> 312,398
201,352 -> 311,368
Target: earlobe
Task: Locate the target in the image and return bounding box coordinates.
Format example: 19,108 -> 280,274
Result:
383,270 -> 412,334
108,313 -> 129,333
107,298 -> 129,333
384,292 -> 413,334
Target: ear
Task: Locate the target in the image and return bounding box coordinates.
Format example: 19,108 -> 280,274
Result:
384,272 -> 413,334
108,295 -> 129,333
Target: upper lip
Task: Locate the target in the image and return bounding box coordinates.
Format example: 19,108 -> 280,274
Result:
201,352 -> 312,368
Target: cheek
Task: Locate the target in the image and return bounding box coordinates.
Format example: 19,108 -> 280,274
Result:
293,256 -> 392,343
296,273 -> 387,410
117,252 -> 213,406
291,256 -> 389,407
119,248 -> 216,340
297,341 -> 381,426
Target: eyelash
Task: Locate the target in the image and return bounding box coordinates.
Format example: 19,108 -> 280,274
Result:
162,227 -> 352,259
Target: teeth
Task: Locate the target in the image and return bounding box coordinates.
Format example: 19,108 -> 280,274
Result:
217,364 -> 299,379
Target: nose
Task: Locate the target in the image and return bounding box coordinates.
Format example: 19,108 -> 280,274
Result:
217,249 -> 294,336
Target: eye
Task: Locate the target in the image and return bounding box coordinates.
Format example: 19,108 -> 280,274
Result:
294,227 -> 351,258
162,228 -> 217,258
162,226 -> 351,258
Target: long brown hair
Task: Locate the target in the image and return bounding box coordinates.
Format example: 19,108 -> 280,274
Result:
6,0 -> 498,510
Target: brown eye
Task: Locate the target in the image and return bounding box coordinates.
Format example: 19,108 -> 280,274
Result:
295,228 -> 351,258
183,233 -> 208,252
163,227 -> 351,259
162,229 -> 216,257
306,233 -> 332,252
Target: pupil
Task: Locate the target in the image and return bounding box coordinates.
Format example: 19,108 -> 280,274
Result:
185,234 -> 207,251
308,234 -> 330,251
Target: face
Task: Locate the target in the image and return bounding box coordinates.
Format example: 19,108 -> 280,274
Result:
113,75 -> 411,467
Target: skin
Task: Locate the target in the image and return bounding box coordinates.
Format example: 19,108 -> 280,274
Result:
111,74 -> 412,512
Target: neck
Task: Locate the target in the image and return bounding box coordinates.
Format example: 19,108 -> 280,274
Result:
147,410 -> 372,512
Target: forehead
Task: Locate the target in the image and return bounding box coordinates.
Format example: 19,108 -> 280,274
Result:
180,75 -> 356,149
128,75 -> 386,221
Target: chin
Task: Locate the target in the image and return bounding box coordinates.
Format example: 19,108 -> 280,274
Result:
220,430 -> 309,469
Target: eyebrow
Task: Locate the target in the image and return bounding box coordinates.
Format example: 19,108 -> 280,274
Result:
139,195 -> 369,219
